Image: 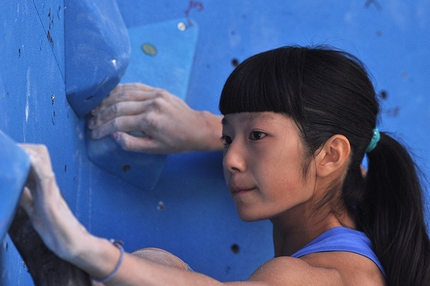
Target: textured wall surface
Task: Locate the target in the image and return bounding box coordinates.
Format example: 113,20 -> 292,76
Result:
1,0 -> 429,284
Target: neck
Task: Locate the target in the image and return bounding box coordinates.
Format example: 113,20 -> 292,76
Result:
271,203 -> 355,257
271,164 -> 356,257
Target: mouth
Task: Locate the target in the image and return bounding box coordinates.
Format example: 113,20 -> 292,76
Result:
230,186 -> 255,195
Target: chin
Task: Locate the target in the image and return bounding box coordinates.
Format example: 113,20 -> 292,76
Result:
237,211 -> 264,222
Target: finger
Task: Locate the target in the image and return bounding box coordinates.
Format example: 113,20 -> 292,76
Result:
108,83 -> 159,103
19,144 -> 58,202
116,83 -> 158,92
90,89 -> 161,121
89,100 -> 154,129
114,132 -> 163,153
90,114 -> 150,140
19,186 -> 34,215
19,144 -> 54,180
91,84 -> 161,114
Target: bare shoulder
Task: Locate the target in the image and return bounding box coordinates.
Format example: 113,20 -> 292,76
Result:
247,252 -> 385,286
248,256 -> 343,286
300,252 -> 386,286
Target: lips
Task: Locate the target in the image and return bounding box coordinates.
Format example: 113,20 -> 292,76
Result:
230,186 -> 255,195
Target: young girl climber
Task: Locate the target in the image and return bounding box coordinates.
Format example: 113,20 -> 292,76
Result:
15,46 -> 430,285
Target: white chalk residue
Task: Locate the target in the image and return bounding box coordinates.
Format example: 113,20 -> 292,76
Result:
111,59 -> 118,70
25,68 -> 30,123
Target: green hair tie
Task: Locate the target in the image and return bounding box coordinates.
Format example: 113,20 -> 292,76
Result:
365,128 -> 380,153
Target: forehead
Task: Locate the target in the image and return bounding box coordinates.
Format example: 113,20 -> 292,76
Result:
221,112 -> 276,126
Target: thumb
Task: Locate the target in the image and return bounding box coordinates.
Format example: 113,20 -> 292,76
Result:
19,186 -> 34,215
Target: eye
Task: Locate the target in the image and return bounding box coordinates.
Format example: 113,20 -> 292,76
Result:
249,131 -> 266,141
221,135 -> 232,146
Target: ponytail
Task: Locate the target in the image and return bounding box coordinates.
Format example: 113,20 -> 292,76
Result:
363,132 -> 430,285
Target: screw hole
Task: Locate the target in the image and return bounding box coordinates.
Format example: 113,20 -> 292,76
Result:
231,243 -> 240,254
231,58 -> 239,67
122,165 -> 131,172
84,95 -> 94,102
157,201 -> 165,210
379,90 -> 387,100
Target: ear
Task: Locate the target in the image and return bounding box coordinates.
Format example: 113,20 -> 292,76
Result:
314,135 -> 351,178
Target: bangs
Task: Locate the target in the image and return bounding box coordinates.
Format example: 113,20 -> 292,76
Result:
218,47 -> 305,118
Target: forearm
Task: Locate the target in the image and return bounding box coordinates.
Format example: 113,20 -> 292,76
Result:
107,255 -> 266,286
108,254 -> 226,286
68,235 -> 121,281
72,237 -> 228,286
193,111 -> 223,152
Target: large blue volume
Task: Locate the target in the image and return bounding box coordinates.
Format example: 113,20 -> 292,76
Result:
64,0 -> 131,117
0,131 -> 30,241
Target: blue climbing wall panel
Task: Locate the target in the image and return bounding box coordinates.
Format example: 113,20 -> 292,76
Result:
1,0 -> 429,284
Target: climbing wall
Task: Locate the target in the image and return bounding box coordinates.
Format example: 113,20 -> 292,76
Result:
1,0 -> 429,284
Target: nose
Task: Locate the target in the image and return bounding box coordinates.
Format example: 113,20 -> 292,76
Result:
222,139 -> 246,173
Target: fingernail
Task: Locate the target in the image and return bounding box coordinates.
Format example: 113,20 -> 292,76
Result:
112,132 -> 120,143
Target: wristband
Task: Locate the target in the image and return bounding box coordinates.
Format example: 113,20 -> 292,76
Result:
93,239 -> 124,283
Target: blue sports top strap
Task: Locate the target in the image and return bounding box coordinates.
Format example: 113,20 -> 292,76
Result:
291,226 -> 385,275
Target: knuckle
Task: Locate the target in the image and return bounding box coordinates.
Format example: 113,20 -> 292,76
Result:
157,88 -> 169,98
143,113 -> 157,128
152,96 -> 163,107
111,118 -> 119,132
110,102 -> 119,114
34,144 -> 49,154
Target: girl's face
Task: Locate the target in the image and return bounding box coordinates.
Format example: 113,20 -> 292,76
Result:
221,112 -> 316,222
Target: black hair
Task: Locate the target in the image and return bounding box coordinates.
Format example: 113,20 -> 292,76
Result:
219,46 -> 430,285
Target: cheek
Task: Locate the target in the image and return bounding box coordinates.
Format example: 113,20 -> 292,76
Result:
223,169 -> 230,185
269,169 -> 302,193
222,166 -> 232,188
263,154 -> 309,197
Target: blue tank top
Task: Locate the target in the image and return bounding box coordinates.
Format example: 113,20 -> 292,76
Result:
291,226 -> 385,275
